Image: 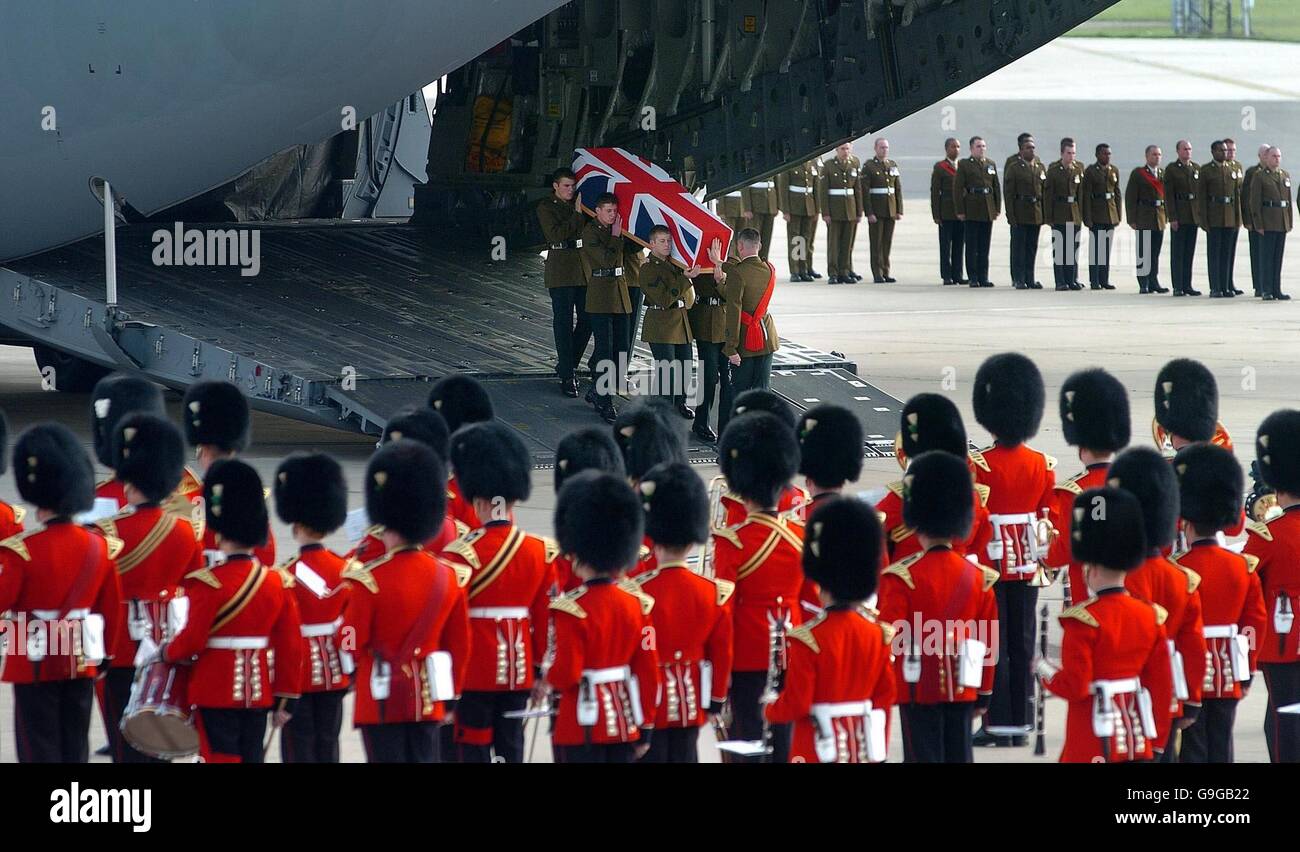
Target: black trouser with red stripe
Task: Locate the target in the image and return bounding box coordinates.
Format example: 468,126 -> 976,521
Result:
1262,662 -> 1300,762
899,702 -> 973,763
13,679 -> 93,763
1180,698 -> 1238,763
449,690 -> 529,763
102,666 -> 166,763
280,689 -> 345,763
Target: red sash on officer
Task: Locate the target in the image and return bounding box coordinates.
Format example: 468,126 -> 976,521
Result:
939,161 -> 957,177
740,261 -> 777,352
1137,168 -> 1165,198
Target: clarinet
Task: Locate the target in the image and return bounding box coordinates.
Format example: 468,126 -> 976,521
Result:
1033,601 -> 1049,756
759,606 -> 787,762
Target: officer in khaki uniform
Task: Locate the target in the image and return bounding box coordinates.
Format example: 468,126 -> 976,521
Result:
715,189 -> 748,259
1003,135 -> 1046,289
930,137 -> 965,286
716,228 -> 778,435
640,224 -> 699,419
1243,143 -> 1271,296
1199,140 -> 1243,298
819,142 -> 864,284
1247,146 -> 1294,301
1081,143 -> 1122,290
1221,138 -> 1246,295
1125,145 -> 1170,294
1044,137 -> 1085,291
687,265 -> 728,444
536,167 -> 592,397
580,192 -> 633,423
776,159 -> 822,281
953,135 -> 1000,288
862,138 -> 903,283
742,179 -> 780,262
1165,140 -> 1202,297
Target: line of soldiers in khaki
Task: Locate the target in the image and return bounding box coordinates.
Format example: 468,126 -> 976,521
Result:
4,353 -> 1300,764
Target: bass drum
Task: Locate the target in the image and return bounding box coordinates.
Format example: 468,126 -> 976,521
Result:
121,660 -> 199,760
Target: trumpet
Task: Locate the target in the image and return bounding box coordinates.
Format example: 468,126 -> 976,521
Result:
1152,417 -> 1232,458
702,474 -> 731,579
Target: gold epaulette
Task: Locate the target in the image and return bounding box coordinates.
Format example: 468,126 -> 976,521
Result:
637,544 -> 652,562
0,529 -> 39,561
979,565 -> 1000,591
549,587 -> 588,619
184,566 -> 222,589
974,483 -> 991,506
889,524 -> 914,544
885,480 -> 905,499
1054,478 -> 1083,496
1175,564 -> 1201,595
1042,452 -> 1058,471
878,620 -> 897,646
713,577 -> 736,606
93,515 -> 121,540
441,528 -> 484,570
883,552 -> 924,590
1152,602 -> 1169,626
968,448 -> 990,472
364,524 -> 386,538
453,519 -> 470,537
1246,519 -> 1273,542
272,563 -> 296,589
1243,553 -> 1260,574
540,536 -> 561,564
617,578 -> 655,615
101,534 -> 124,560
95,476 -> 115,490
10,505 -> 25,525
711,524 -> 742,549
787,619 -> 821,654
1060,601 -> 1099,628
341,559 -> 380,594
449,563 -> 471,588
631,567 -> 662,586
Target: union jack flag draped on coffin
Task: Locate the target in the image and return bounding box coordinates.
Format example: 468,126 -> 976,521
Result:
572,147 -> 731,271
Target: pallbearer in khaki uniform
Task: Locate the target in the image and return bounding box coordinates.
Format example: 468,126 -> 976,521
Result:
1081,143 -> 1122,290
1125,145 -> 1170,294
1243,144 -> 1270,296
717,228 -> 779,397
1044,137 -> 1085,291
819,142 -> 864,284
639,225 -> 700,418
776,159 -> 822,281
742,179 -> 779,262
1165,140 -> 1203,297
1247,146 -> 1294,301
863,138 -> 903,283
1004,134 -> 1046,290
931,137 -> 965,286
1200,140 -> 1243,298
580,193 -> 633,423
1222,138 -> 1247,296
953,135 -> 1000,288
536,167 -> 591,398
687,268 -> 728,444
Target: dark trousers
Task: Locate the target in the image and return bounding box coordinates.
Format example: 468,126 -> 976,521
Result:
1260,230 -> 1287,298
1088,225 -> 1115,287
899,703 -> 973,763
13,679 -> 93,763
1263,662 -> 1300,762
280,689 -> 345,763
361,722 -> 440,763
1136,228 -> 1164,291
548,285 -> 591,381
720,353 -> 773,437
649,342 -> 694,404
588,312 -> 630,402
1249,229 -> 1262,294
553,742 -> 637,763
1050,223 -> 1080,286
988,580 -> 1037,734
964,220 -> 992,284
1010,224 -> 1041,285
449,689 -> 529,763
638,725 -> 701,763
1180,697 -> 1237,763
729,670 -> 791,763
197,707 -> 267,764
938,219 -> 965,282
626,287 -> 644,359
694,340 -> 731,434
1170,224 -> 1198,293
1206,227 -> 1237,295
103,666 -> 164,763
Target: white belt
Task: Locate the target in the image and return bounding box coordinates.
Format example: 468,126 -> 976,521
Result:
868,187 -> 895,195
750,181 -> 774,189
725,192 -> 743,198
207,636 -> 269,650
31,608 -> 91,620
788,185 -> 812,194
301,617 -> 343,638
1204,624 -> 1238,639
988,512 -> 1037,527
1093,677 -> 1140,696
583,665 -> 631,685
469,606 -> 529,620
828,188 -> 855,196
812,700 -> 870,719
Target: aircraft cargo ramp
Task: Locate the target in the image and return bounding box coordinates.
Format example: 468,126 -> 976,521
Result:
0,222 -> 903,465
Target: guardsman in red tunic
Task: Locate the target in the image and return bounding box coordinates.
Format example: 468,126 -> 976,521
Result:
96,414 -> 202,763
348,408 -> 464,564
271,453 -> 352,763
970,354 -> 1056,747
439,422 -> 552,762
712,411 -> 804,762
547,471 -> 662,762
428,373 -> 496,531
714,390 -> 809,527
877,451 -> 999,763
1172,443 -> 1266,762
632,462 -> 733,762
89,373 -> 164,509
1243,409 -> 1300,762
1046,368 -> 1131,606
159,460 -> 302,763
1107,447 -> 1207,761
0,411 -> 24,543
341,441 -> 471,763
0,424 -> 123,763
767,496 -> 896,763
181,380 -> 276,566
878,393 -> 992,564
1037,487 -> 1174,762
549,428 -> 627,594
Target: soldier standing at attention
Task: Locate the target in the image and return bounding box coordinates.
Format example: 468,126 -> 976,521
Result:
1199,141 -> 1242,298
776,158 -> 822,281
536,167 -> 591,398
863,138 -> 903,283
953,135 -> 1000,288
1125,145 -> 1170,294
1248,145 -> 1293,302
931,137 -> 965,286
742,177 -> 780,262
580,193 -> 633,423
1081,143 -> 1122,290
819,142 -> 864,284
1045,137 -> 1085,291
687,264 -> 728,444
1243,143 -> 1270,297
1004,134 -> 1046,290
1165,139 -> 1203,297
638,225 -> 700,419
1222,138 -> 1247,296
